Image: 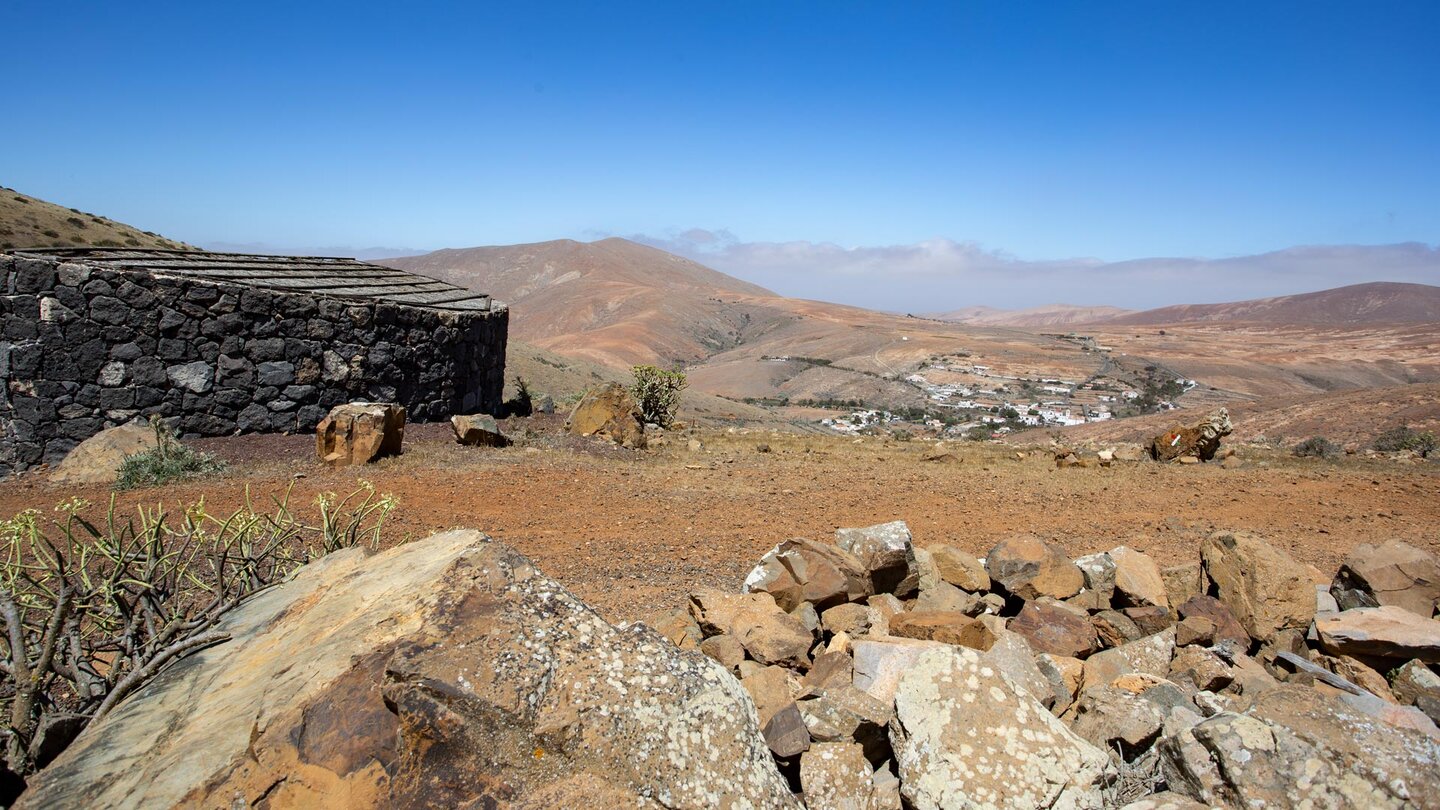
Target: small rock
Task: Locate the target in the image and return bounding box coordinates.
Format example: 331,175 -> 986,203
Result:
1169,646 -> 1233,693
929,545 -> 990,591
1176,595 -> 1250,649
1174,616 -> 1215,648
888,611 -> 996,650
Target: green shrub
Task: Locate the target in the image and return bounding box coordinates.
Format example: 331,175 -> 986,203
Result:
0,482 -> 395,775
114,419 -> 227,490
630,365 -> 687,427
1292,436 -> 1339,459
1372,426 -> 1437,457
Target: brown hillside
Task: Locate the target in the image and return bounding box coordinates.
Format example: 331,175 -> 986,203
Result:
384,238 -> 781,368
929,303 -> 1134,328
1101,281 -> 1440,325
0,186 -> 192,251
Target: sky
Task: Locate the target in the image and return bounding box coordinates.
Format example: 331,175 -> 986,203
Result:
3,1 -> 1437,310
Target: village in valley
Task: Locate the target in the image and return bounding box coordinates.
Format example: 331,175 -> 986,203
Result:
813,333 -> 1198,438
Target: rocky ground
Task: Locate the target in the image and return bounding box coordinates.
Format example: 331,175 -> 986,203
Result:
1,413 -> 1435,625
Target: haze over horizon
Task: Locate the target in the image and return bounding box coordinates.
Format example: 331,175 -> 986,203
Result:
4,1 -> 1437,310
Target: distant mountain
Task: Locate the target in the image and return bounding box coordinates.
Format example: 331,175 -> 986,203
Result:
384,237 -> 783,368
1103,281 -> 1440,325
928,303 -> 1134,328
0,186 -> 191,251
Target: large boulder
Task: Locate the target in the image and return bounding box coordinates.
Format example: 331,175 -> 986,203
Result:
16,531 -> 796,808
688,589 -> 815,668
315,401 -> 405,466
1330,540 -> 1440,617
46,420 -> 158,485
986,535 -> 1085,601
1159,686 -> 1440,808
1146,408 -> 1231,462
1315,606 -> 1440,663
1201,531 -> 1315,641
565,382 -> 646,448
889,647 -> 1110,809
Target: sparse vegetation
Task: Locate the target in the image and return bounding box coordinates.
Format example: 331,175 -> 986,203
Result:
504,375 -> 534,417
630,365 -> 688,427
1372,426 -> 1437,457
1293,436 -> 1340,459
114,419 -> 227,490
0,483 -> 396,775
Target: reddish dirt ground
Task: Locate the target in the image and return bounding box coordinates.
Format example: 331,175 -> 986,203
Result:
2,416 -> 1436,624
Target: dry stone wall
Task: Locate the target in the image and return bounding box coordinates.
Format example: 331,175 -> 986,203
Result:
0,253 -> 507,474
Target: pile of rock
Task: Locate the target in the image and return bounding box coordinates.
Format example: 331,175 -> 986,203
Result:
654,522 -> 1440,808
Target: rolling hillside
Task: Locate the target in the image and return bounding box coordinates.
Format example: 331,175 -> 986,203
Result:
1100,281 -> 1440,325
0,186 -> 192,251
928,303 -> 1135,328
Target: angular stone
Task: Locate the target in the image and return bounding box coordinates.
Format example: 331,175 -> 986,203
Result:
1161,562 -> 1206,615
688,589 -> 813,668
1177,595 -> 1249,650
1092,609 -> 1144,649
821,603 -> 876,637
743,545 -> 808,611
1201,531 -> 1315,641
758,538 -> 872,610
850,638 -> 944,705
1073,551 -> 1117,611
1009,600 -> 1098,659
1390,659 -> 1440,712
15,531 -> 796,809
986,534 -> 1084,601
835,520 -> 918,596
1174,616 -> 1215,648
1146,408 -> 1231,462
911,580 -> 981,615
742,665 -> 797,725
889,647 -> 1110,810
929,544 -> 990,592
888,611 -> 996,650
315,401 -> 405,466
165,360 -> 213,393
802,651 -> 854,694
1122,605 -> 1174,636
1169,646 -> 1233,693
1109,546 -> 1170,610
1038,653 -> 1085,706
762,702 -> 811,758
797,684 -> 893,763
800,742 -> 875,810
1331,539 -> 1440,618
1316,606 -> 1440,662
701,634 -> 746,670
791,601 -> 821,634
978,631 -> 1055,707
451,413 -> 511,447
1083,629 -> 1176,692
1067,685 -> 1166,757
645,607 -> 701,650
1160,686 -> 1440,808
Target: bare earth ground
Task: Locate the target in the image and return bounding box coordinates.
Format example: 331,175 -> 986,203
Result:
1,416 -> 1436,624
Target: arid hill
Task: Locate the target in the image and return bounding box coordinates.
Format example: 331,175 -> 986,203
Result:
1101,281 -> 1440,325
927,303 -> 1134,328
385,238 -> 783,368
0,186 -> 191,251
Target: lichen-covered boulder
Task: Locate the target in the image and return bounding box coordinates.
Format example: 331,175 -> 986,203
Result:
888,647 -> 1110,809
1146,408 -> 1231,462
1159,686 -> 1440,808
18,531 -> 796,809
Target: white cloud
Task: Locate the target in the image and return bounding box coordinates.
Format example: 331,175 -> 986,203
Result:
628,230 -> 1440,312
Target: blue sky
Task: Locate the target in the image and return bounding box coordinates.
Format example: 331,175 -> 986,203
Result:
3,1 -> 1437,308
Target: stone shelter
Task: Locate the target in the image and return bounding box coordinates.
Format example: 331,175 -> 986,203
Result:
1,248 -> 507,474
